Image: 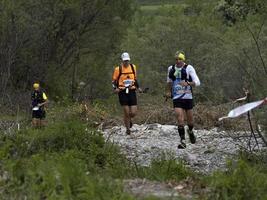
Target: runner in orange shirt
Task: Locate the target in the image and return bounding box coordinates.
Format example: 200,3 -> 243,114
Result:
112,52 -> 142,135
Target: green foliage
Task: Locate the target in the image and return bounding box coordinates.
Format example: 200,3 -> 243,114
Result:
0,119 -> 137,199
215,0 -> 266,25
207,158 -> 267,200
1,0 -> 267,198
0,0 -> 137,105
1,119 -> 101,157
138,0 -> 184,5
135,153 -> 193,182
1,152 -> 135,200
123,3 -> 229,102
121,0 -> 267,104
0,114 -> 195,199
0,119 -> 134,178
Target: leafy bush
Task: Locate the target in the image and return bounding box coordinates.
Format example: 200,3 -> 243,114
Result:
0,119 -> 103,158
1,151 -> 135,200
135,153 -> 193,182
0,103 -> 198,199
207,158 -> 267,200
0,119 -> 137,177
0,119 -> 138,199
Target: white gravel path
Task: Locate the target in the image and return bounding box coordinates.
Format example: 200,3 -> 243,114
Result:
101,123 -> 266,174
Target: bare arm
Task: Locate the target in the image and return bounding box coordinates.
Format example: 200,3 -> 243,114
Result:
166,66 -> 173,97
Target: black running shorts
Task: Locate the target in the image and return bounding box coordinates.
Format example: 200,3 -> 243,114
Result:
118,89 -> 137,106
32,109 -> 46,119
173,99 -> 194,110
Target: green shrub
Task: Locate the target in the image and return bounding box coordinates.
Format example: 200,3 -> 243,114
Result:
0,118 -> 142,178
207,159 -> 267,200
1,151 -> 135,200
0,119 -> 103,157
0,115 -> 194,199
135,153 -> 193,182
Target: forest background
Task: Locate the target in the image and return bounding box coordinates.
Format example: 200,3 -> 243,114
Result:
0,0 -> 266,111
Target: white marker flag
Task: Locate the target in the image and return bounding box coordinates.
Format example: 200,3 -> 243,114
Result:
219,98 -> 267,121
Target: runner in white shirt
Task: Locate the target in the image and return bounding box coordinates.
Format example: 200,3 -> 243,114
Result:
166,50 -> 200,149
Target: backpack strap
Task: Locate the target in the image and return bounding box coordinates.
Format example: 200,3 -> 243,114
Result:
31,90 -> 45,106
118,65 -> 122,83
114,64 -> 137,88
168,64 -> 176,81
181,64 -> 193,94
170,64 -> 192,99
114,65 -> 123,88
130,64 -> 136,78
117,64 -> 136,81
181,64 -> 188,80
130,64 -> 139,88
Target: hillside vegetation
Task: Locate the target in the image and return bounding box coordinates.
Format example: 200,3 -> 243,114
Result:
0,0 -> 267,199
0,102 -> 266,199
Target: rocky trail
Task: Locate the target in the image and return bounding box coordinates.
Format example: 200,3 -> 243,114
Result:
1,119 -> 266,199
101,123 -> 266,199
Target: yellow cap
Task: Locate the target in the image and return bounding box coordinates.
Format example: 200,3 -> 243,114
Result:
33,83 -> 40,89
175,51 -> 186,61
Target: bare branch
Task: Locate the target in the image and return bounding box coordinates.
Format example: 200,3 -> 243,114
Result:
245,23 -> 267,74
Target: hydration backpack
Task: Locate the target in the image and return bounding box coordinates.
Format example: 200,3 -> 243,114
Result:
117,64 -> 136,82
169,64 -> 192,82
115,64 -> 139,88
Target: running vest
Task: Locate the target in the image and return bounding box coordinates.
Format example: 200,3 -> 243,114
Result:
169,64 -> 193,100
31,90 -> 46,108
116,64 -> 137,89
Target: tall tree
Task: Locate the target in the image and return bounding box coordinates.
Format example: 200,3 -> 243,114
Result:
0,0 -> 136,106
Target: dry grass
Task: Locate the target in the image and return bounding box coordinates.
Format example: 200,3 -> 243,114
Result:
134,95 -> 250,130
55,95 -> 259,132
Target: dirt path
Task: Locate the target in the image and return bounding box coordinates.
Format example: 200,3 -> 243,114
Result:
101,123 -> 266,199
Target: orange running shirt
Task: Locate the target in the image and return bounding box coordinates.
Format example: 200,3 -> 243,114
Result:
112,64 -> 137,89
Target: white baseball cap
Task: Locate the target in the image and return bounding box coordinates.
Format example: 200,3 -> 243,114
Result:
121,52 -> 130,61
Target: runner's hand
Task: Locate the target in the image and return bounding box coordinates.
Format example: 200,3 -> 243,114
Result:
180,81 -> 189,87
138,88 -> 143,93
114,88 -> 120,93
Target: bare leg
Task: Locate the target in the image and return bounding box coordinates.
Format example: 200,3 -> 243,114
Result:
40,119 -> 47,127
122,106 -> 131,133
129,105 -> 137,128
32,118 -> 41,128
185,109 -> 193,126
32,118 -> 37,128
174,108 -> 185,126
129,105 -> 137,118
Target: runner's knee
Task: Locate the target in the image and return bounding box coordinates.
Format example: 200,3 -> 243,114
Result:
129,112 -> 136,118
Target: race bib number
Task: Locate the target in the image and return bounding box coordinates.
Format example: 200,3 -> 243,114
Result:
123,79 -> 134,87
173,83 -> 184,95
32,106 -> 39,111
172,81 -> 192,98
